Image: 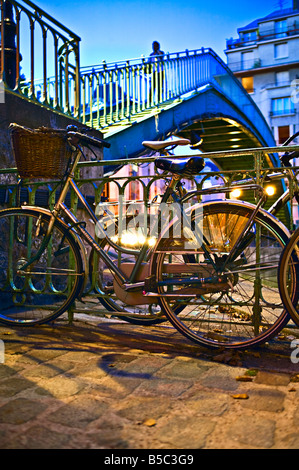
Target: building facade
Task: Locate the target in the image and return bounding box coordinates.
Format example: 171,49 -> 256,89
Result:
225,1 -> 299,145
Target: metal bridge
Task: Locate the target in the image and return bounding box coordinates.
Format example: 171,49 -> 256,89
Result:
0,0 -> 278,170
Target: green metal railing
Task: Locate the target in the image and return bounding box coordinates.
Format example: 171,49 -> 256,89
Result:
0,145 -> 299,332
24,46 -> 274,144
0,0 -> 81,116
0,0 -> 274,150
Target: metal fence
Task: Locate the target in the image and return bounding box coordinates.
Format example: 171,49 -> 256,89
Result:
0,145 -> 299,330
0,0 -> 81,117
0,0 -> 271,140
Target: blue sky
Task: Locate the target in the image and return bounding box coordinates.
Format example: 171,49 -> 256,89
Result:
34,0 -> 293,66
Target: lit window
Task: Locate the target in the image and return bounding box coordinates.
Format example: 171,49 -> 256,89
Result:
242,76 -> 254,93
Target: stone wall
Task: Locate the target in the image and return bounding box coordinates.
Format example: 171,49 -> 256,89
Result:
0,89 -> 104,180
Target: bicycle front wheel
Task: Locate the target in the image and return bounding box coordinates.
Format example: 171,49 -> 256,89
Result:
151,201 -> 291,349
0,208 -> 84,326
278,227 -> 299,327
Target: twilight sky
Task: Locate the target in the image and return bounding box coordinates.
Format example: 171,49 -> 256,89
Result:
33,0 -> 293,67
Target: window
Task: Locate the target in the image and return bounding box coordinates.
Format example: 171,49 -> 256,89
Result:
241,51 -> 254,70
278,126 -> 290,144
275,20 -> 287,38
271,97 -> 294,115
242,76 -> 254,93
274,43 -> 288,59
276,71 -> 289,86
242,31 -> 257,42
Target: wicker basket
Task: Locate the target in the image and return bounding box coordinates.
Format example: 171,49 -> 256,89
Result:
9,123 -> 73,179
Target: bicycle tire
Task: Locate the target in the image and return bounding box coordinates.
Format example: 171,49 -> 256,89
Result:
151,200 -> 291,349
278,227 -> 299,327
0,208 -> 84,326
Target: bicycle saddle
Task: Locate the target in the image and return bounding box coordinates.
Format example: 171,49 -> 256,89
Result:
142,139 -> 190,151
155,156 -> 205,176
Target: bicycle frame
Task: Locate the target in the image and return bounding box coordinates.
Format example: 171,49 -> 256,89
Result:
21,146 -> 273,297
17,137 -> 299,303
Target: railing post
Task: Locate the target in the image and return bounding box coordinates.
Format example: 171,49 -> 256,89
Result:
74,38 -> 80,120
125,60 -> 130,118
102,60 -> 107,126
0,0 -> 20,90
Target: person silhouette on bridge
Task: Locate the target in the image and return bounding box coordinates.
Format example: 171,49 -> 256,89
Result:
148,41 -> 165,104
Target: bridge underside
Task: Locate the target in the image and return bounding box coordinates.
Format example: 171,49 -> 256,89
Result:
102,85 -> 289,225
102,85 -> 277,172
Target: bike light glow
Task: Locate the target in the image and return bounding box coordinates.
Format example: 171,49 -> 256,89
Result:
231,189 -> 241,198
265,185 -> 275,196
119,232 -> 156,247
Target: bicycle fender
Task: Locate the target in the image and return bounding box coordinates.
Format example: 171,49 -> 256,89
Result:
149,198 -> 291,274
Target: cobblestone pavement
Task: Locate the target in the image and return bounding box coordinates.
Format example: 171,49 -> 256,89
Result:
0,314 -> 298,450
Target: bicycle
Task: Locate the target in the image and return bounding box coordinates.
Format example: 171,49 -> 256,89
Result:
275,134 -> 299,329
0,124 -> 297,350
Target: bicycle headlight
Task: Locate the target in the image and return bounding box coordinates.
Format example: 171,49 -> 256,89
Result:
265,185 -> 275,196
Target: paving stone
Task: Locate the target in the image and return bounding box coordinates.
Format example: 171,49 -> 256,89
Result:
133,378 -> 192,397
154,415 -> 216,448
35,376 -> 85,398
239,389 -> 286,413
0,376 -> 35,397
182,392 -> 229,416
3,425 -> 71,449
294,403 -> 299,427
58,351 -> 102,363
277,433 -> 299,449
68,364 -> 108,380
90,375 -> 143,399
254,371 -> 290,386
79,430 -> 129,449
46,395 -> 108,428
117,356 -> 172,377
22,361 -> 75,380
156,360 -> 209,380
226,415 -> 276,448
117,396 -> 172,422
0,398 -> 48,424
0,365 -> 17,379
198,366 -> 243,391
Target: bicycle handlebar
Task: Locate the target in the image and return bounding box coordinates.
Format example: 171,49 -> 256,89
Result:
67,129 -> 111,149
280,131 -> 299,167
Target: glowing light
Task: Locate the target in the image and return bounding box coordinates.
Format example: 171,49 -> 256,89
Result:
231,189 -> 242,199
119,231 -> 157,247
148,237 -> 157,247
265,185 -> 275,196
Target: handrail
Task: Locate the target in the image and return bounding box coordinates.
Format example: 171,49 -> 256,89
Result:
0,0 -> 81,115
0,0 -> 278,150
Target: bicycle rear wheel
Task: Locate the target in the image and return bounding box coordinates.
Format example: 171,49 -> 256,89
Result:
0,208 -> 83,326
151,201 -> 291,349
278,227 -> 299,327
